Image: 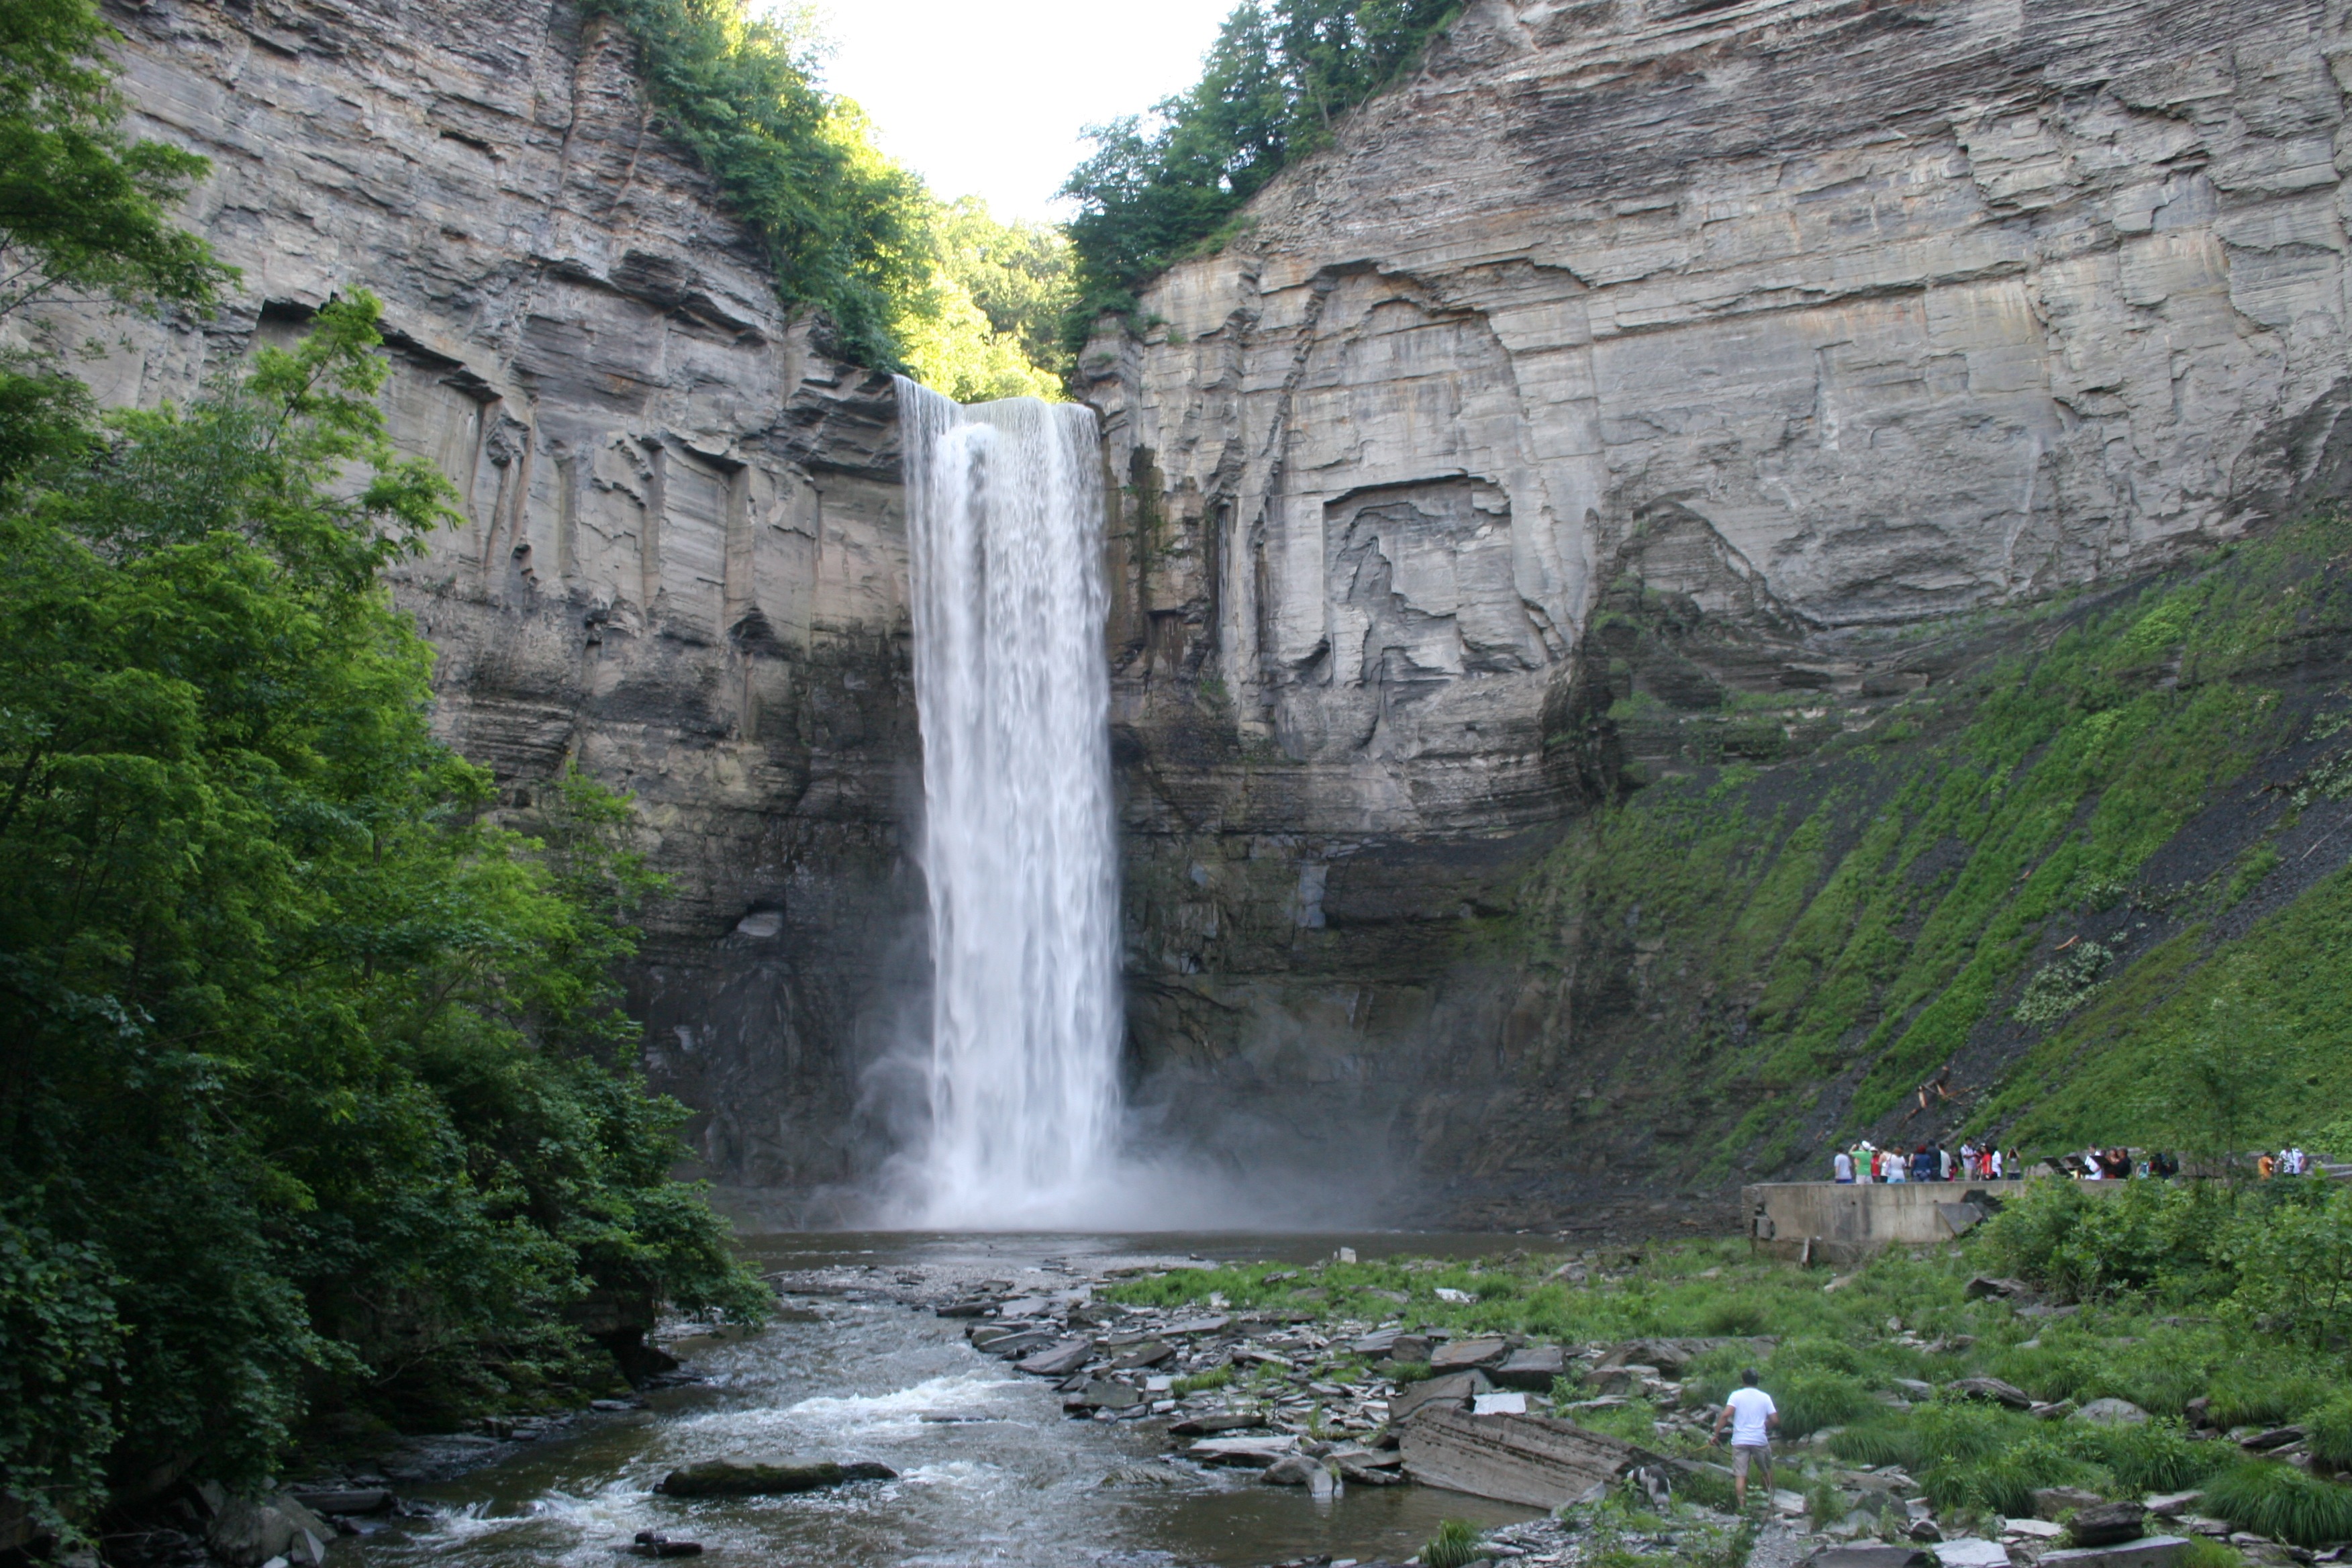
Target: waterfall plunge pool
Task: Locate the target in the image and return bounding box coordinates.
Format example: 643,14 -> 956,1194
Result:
346,1232 -> 1540,1568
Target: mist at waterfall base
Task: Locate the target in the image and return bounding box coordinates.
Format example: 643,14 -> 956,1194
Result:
879,379 -> 1317,1232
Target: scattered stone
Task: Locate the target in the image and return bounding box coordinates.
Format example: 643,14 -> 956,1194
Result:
934,1300 -> 992,1317
1964,1277 -> 2035,1301
1596,1338 -> 1766,1376
2004,1520 -> 2064,1540
1389,1334 -> 1435,1363
2145,1492 -> 2203,1520
1892,1379 -> 1937,1401
1016,1338 -> 1095,1377
1473,1392 -> 1529,1416
1431,1336 -> 1510,1371
2033,1401 -> 2080,1421
1949,1377 -> 2035,1410
1332,1447 -> 1405,1486
199,1490 -> 332,1568
654,1461 -> 895,1497
979,1330 -> 1056,1359
1491,1345 -> 1567,1390
2017,1304 -> 2081,1321
2066,1502 -> 2149,1547
1071,1381 -> 1142,1412
1109,1341 -> 1172,1371
1934,1541 -> 2008,1567
1167,1316 -> 1230,1336
1189,1436 -> 1300,1469
1390,1371 -> 1492,1422
2034,1488 -> 2110,1522
1398,1408 -> 1640,1509
1170,1414 -> 1263,1436
1800,1546 -> 1935,1567
1585,1364 -> 1661,1396
2075,1400 -> 2150,1428
1435,1287 -> 1474,1303
2035,1539 -> 2191,1568
1354,1329 -> 1402,1356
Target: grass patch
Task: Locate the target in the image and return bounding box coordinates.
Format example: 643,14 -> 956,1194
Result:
2202,1461 -> 2352,1547
1420,1518 -> 1482,1568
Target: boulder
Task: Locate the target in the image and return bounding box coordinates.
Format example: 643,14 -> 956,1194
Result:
1071,1380 -> 1142,1412
1596,1338 -> 1763,1376
1261,1455 -> 1322,1486
1964,1277 -> 2036,1302
1109,1341 -> 1172,1371
654,1461 -> 895,1497
2066,1502 -> 2149,1547
630,1534 -> 704,1559
200,1491 -> 332,1568
2033,1487 -> 2109,1521
1389,1370 -> 1492,1422
979,1330 -> 1056,1359
1586,1364 -> 1662,1396
1387,1334 -> 1436,1363
1353,1329 -> 1401,1356
2073,1400 -> 2150,1428
1472,1392 -> 1529,1416
1166,1316 -> 1231,1336
1398,1407 -> 1641,1509
1016,1338 -> 1095,1377
1491,1345 -> 1567,1390
2035,1539 -> 2191,1568
2240,1424 -> 2305,1451
1948,1377 -> 2036,1410
1332,1447 -> 1405,1486
1430,1336 -> 1510,1371
2144,1492 -> 2202,1520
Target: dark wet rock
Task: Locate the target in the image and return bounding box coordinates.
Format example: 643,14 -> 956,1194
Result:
654,1461 -> 895,1497
2035,1487 -> 2111,1520
1188,1435 -> 1300,1469
935,1300 -> 993,1317
2067,1503 -> 2151,1547
1949,1377 -> 2035,1410
980,1330 -> 1057,1360
1071,1380 -> 1142,1412
285,1489 -> 391,1517
2241,1424 -> 2306,1451
631,1532 -> 704,1559
1333,1447 -> 1406,1486
196,1487 -> 330,1568
1261,1455 -> 1323,1486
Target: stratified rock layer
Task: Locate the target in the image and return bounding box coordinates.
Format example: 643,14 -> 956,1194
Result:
80,0 -> 922,1198
1087,0 -> 2352,1212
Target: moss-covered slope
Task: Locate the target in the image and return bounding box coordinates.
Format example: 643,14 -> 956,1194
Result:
1507,512 -> 2352,1192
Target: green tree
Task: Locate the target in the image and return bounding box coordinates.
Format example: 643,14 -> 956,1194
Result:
1060,0 -> 1461,344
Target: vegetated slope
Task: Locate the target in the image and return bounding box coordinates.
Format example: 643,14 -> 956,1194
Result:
1489,511 -> 2352,1191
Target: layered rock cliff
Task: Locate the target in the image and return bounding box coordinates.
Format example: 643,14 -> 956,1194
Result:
82,0 -> 920,1197
1087,0 -> 2352,1220
79,0 -> 2352,1223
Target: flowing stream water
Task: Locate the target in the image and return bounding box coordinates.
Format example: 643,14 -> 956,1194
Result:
896,380 -> 1124,1228
346,1233 -> 1539,1568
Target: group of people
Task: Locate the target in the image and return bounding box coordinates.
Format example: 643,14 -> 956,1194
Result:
1832,1139 -> 2016,1183
2053,1147 -> 2175,1179
2257,1146 -> 2313,1178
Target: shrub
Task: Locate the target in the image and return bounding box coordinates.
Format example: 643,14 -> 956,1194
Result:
1771,1371 -> 1875,1438
2206,1365 -> 2327,1429
1675,1461 -> 1739,1512
1703,1299 -> 1772,1336
2178,1542 -> 2247,1568
1921,1434 -> 2100,1518
2201,1461 -> 2352,1547
1422,1519 -> 1482,1568
2071,1419 -> 2230,1493
2306,1393 -> 2352,1468
1828,1420 -> 1920,1469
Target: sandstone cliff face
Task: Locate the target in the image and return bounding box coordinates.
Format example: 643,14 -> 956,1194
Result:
1089,0 -> 2352,1214
83,0 -> 921,1195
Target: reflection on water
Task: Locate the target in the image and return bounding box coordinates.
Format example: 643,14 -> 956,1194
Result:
350,1233 -> 1540,1567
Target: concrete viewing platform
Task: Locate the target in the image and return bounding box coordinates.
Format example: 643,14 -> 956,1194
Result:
1741,1177 -> 2039,1266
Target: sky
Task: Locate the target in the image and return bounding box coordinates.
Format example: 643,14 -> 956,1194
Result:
799,0 -> 1242,222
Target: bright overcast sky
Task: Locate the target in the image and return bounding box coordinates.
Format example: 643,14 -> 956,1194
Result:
800,0 -> 1242,222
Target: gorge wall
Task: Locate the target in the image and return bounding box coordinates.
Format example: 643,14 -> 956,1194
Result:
81,0 -> 922,1202
77,0 -> 2352,1226
1087,0 -> 2352,1223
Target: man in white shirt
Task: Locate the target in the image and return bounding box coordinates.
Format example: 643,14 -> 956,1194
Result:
1711,1368 -> 1779,1511
1833,1148 -> 1854,1183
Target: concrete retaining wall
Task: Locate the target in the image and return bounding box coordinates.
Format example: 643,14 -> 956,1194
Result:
1741,1179 -> 2035,1265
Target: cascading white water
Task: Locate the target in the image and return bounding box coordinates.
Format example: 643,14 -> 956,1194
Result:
896,377 -> 1122,1227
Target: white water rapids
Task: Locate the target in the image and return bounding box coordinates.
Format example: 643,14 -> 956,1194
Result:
895,379 -> 1122,1227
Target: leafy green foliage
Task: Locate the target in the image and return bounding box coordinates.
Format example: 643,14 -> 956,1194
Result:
2014,941 -> 2112,1026
0,297 -> 766,1530
902,199 -> 1075,400
581,0 -> 928,368
1060,0 -> 1461,340
0,0 -> 232,324
2306,1393 -> 2352,1467
2202,1461 -> 2352,1547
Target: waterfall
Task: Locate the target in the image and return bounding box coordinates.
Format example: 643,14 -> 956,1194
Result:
895,377 -> 1122,1227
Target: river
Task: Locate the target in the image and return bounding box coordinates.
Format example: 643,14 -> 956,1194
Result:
348,1232 -> 1541,1568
